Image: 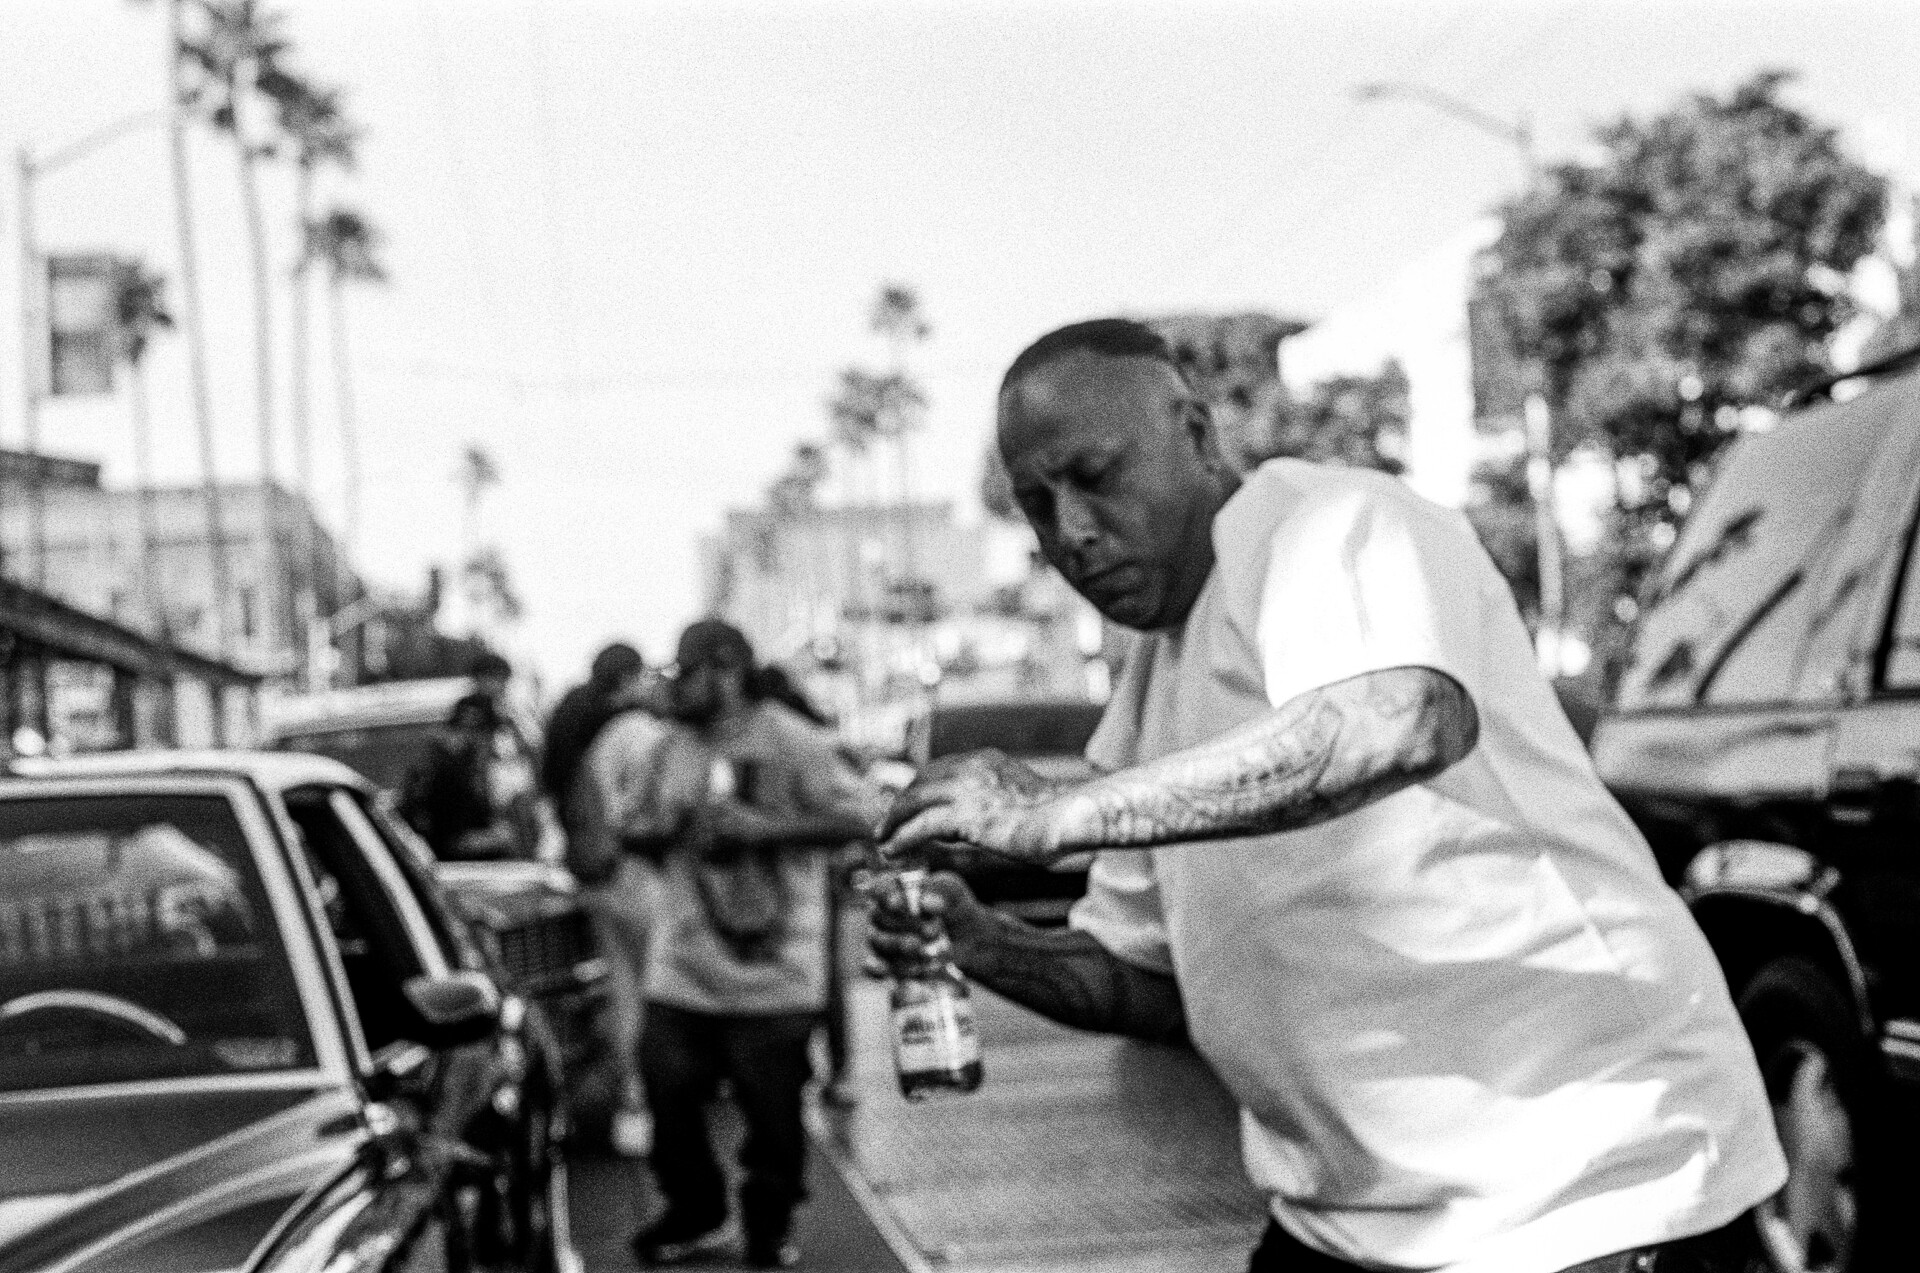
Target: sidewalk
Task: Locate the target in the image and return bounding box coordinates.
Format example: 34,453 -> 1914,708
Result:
816,976 -> 1266,1273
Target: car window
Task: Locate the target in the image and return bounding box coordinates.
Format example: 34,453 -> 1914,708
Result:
927,704 -> 1105,760
275,722 -> 435,793
0,793 -> 316,1093
284,786 -> 451,1051
1881,524 -> 1920,692
1615,384 -> 1892,710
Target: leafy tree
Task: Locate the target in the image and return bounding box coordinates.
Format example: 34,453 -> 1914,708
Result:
1861,194 -> 1920,364
1271,361 -> 1411,473
1474,70 -> 1887,646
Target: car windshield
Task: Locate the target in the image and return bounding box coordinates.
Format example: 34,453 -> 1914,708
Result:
275,722 -> 435,792
0,793 -> 317,1093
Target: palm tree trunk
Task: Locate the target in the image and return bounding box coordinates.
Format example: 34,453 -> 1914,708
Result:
167,0 -> 232,740
895,433 -> 916,584
289,162 -> 318,687
232,126 -> 280,663
328,271 -> 361,676
129,357 -> 163,630
128,356 -> 178,745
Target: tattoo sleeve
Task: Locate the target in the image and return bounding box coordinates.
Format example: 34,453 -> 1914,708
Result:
1056,665 -> 1478,851
960,909 -> 1186,1046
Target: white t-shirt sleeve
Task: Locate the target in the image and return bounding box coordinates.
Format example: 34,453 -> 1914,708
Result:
1254,487 -> 1482,708
1068,849 -> 1175,974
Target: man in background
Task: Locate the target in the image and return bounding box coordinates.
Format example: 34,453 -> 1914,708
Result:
544,642 -> 686,1157
632,620 -> 884,1270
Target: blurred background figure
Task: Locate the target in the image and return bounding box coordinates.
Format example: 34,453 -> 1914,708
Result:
545,640 -> 695,1159
631,619 -> 884,1269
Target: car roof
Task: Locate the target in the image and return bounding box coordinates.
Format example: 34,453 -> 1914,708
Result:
3,748 -> 372,794
264,677 -> 472,737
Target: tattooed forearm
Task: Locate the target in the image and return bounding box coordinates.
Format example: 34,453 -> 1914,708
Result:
960,910 -> 1186,1045
1055,665 -> 1477,851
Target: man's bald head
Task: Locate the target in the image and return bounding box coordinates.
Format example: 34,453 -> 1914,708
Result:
995,319 -> 1237,631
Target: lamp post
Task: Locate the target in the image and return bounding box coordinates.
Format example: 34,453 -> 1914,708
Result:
1353,81 -> 1567,673
15,109 -> 168,589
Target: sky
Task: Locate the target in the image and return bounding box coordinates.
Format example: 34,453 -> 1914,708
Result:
7,0 -> 1920,687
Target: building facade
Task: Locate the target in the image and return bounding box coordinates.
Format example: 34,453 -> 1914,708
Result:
0,449 -> 363,685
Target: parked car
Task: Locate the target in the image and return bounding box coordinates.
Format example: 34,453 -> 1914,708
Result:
1593,358 -> 1920,1273
907,697 -> 1105,925
262,680 -> 617,1145
0,751 -> 578,1273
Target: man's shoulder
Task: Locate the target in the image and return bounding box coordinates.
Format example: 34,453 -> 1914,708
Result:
1227,459 -> 1467,552
591,708 -> 676,759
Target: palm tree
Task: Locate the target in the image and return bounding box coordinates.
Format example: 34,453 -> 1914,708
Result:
111,258 -> 179,741
455,445 -> 503,640
271,73 -> 356,679
142,0 -> 236,689
111,261 -> 175,631
869,283 -> 932,575
306,206 -> 387,630
178,0 -> 290,640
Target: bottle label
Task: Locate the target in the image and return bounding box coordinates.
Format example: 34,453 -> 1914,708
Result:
892,994 -> 979,1073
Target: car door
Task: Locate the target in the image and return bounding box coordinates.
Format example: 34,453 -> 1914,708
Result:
279,783 -> 515,1271
1826,506 -> 1920,1040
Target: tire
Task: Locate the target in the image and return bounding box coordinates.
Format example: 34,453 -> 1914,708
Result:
1737,958 -> 1885,1273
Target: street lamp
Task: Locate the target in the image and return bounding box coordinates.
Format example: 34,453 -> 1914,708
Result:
1352,80 -> 1568,673
15,109 -> 169,588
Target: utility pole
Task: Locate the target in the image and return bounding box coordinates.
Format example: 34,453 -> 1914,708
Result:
16,147 -> 46,590
1354,81 -> 1567,672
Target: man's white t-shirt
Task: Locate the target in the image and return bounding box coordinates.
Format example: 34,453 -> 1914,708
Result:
1070,459 -> 1784,1273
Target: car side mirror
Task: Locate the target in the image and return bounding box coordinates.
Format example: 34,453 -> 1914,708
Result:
366,1038 -> 435,1102
402,970 -> 501,1049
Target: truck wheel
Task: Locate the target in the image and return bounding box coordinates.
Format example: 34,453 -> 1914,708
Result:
1738,958 -> 1877,1273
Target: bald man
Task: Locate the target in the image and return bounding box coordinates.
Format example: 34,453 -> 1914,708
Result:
871,319 -> 1783,1273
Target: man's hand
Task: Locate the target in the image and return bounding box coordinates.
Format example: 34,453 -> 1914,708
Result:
863,867 -> 1188,1045
877,749 -> 1077,865
865,870 -> 993,973
707,797 -> 785,847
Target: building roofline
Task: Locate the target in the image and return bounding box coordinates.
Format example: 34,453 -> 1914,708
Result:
0,578 -> 261,686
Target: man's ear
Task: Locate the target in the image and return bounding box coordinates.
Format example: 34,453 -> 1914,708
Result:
1180,396 -> 1231,473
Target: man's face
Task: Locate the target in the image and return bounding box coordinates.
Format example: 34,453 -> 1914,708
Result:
999,352 -> 1229,630
670,659 -> 743,724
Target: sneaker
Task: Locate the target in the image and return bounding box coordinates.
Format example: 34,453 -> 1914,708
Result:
629,1210 -> 733,1266
745,1237 -> 800,1269
611,1108 -> 653,1158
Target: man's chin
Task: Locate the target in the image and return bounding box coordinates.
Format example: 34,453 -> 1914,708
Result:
1089,590 -> 1163,632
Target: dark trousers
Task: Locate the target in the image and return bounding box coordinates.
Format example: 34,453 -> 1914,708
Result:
639,1000 -> 819,1239
1246,1213 -> 1763,1273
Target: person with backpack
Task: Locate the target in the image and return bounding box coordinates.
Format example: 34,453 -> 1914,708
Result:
546,643 -> 697,1157
631,620 -> 884,1270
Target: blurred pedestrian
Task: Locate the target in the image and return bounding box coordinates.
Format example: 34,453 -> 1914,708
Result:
631,620 -> 884,1270
872,319 -> 1784,1273
398,691 -> 510,859
546,642 -> 692,1157
542,642 -> 645,805
751,665 -> 858,1106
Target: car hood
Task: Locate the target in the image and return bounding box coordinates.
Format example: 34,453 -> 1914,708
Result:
436,859 -> 579,929
0,1084 -> 362,1273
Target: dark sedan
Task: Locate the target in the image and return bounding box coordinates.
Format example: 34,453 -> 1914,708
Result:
0,752 -> 577,1273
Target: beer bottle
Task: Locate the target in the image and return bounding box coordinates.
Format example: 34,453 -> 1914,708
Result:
889,868 -> 983,1100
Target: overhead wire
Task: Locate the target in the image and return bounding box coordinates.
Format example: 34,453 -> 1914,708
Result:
1185,2 -> 1564,304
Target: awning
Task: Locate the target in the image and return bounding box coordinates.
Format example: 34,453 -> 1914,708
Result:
0,580 -> 259,687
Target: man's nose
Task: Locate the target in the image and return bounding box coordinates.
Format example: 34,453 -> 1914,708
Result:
1054,487 -> 1101,552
